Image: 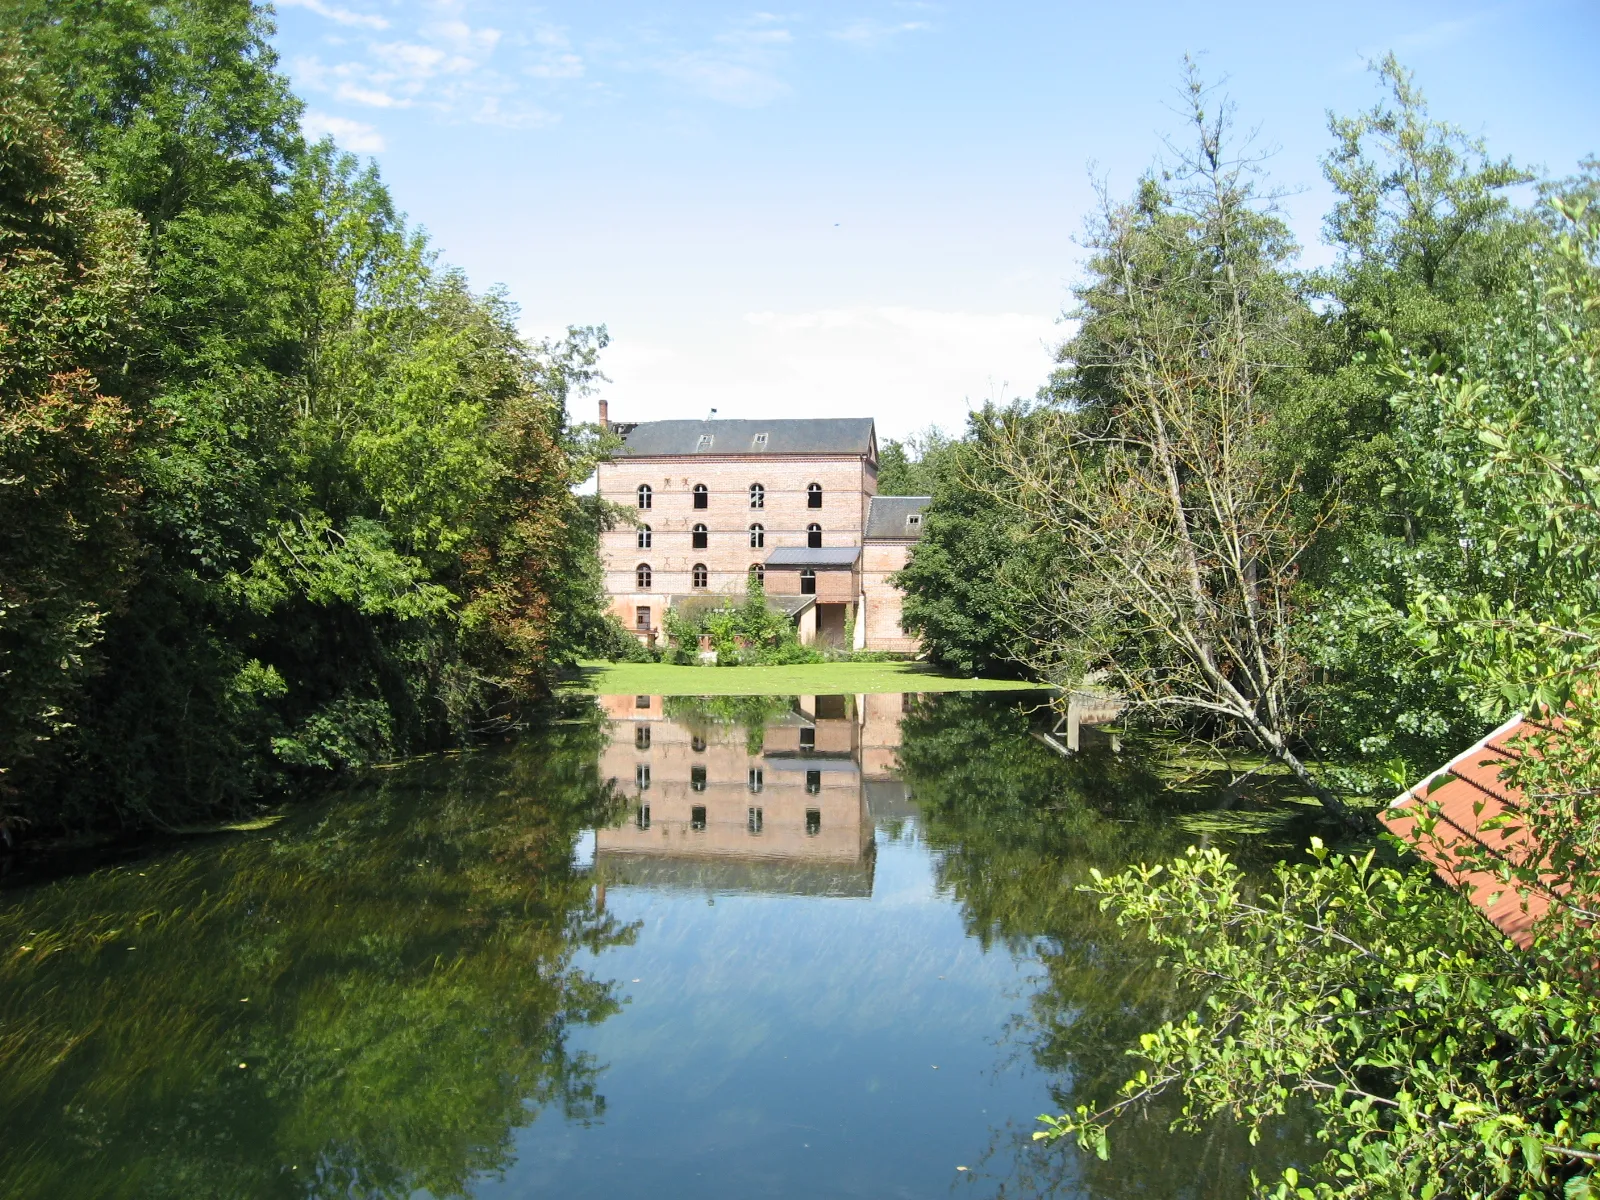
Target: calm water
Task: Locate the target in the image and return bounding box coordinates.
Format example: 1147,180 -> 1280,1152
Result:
0,692 -> 1314,1199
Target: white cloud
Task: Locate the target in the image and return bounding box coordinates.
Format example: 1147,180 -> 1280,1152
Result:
655,17 -> 796,107
829,18 -> 931,46
601,307 -> 1058,440
335,81 -> 404,107
276,0 -> 388,30
302,111 -> 386,152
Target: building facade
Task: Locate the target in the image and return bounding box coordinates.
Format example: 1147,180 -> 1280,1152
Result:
595,415 -> 929,651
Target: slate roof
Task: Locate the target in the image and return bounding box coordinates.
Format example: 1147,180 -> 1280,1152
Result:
865,495 -> 932,540
1381,714 -> 1559,948
615,418 -> 876,458
764,546 -> 861,568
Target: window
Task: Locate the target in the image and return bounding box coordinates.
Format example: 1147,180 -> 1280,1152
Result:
636,764 -> 651,790
800,568 -> 816,595
693,483 -> 708,509
636,804 -> 651,830
635,724 -> 651,750
637,524 -> 652,549
635,694 -> 651,709
690,805 -> 707,830
692,563 -> 709,589
799,727 -> 815,751
637,484 -> 652,509
691,765 -> 707,792
696,434 -> 713,451
747,806 -> 764,833
691,735 -> 706,753
636,563 -> 652,590
807,482 -> 822,509
805,804 -> 821,830
692,523 -> 708,549
635,605 -> 651,631
749,563 -> 764,584
807,523 -> 822,549
748,766 -> 764,793
749,483 -> 765,509
752,432 -> 769,449
907,513 -> 922,530
749,523 -> 764,548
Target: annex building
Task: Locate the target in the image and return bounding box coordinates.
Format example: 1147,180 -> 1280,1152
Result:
595,413 -> 929,652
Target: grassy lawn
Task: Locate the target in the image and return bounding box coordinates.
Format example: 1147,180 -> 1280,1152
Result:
565,660 -> 1048,696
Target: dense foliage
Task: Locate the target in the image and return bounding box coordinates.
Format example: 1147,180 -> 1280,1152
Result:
0,3 -> 612,840
1015,62 -> 1600,1200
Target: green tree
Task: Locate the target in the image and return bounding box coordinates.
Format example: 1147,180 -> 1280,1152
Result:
0,49 -> 147,832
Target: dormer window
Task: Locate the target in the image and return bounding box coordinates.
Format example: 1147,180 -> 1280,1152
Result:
906,513 -> 922,529
693,483 -> 708,509
807,482 -> 822,509
752,432 -> 769,449
696,434 -> 714,451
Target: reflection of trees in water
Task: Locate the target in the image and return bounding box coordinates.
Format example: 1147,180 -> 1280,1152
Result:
896,692 -> 1316,1198
0,699 -> 636,1199
662,694 -> 800,755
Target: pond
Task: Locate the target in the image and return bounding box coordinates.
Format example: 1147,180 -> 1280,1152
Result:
0,692 -> 1318,1198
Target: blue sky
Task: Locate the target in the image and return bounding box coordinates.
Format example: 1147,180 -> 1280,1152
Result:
270,1 -> 1598,439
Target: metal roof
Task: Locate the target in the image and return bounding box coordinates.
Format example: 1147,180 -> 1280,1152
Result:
615,418 -> 876,458
764,546 -> 861,568
865,495 -> 932,540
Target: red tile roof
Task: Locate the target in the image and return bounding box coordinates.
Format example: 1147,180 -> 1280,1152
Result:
1381,714 -> 1561,949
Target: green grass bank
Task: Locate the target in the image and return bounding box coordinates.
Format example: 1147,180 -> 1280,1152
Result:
567,661 -> 1048,697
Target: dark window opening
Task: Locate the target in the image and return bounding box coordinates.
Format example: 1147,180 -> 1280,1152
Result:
635,724 -> 651,750
636,764 -> 651,789
636,563 -> 652,590
691,765 -> 707,792
637,484 -> 652,509
799,727 -> 816,751
635,695 -> 651,709
749,483 -> 765,509
691,805 -> 707,830
800,569 -> 816,595
747,806 -> 764,833
692,523 -> 708,549
749,523 -> 764,548
691,735 -> 706,753
749,563 -> 765,584
805,804 -> 822,830
635,605 -> 651,630
692,563 -> 709,589
807,482 -> 822,508
636,804 -> 651,829
807,523 -> 822,549
748,766 -> 763,792
815,694 -> 847,720
693,483 -> 708,509
637,524 -> 652,549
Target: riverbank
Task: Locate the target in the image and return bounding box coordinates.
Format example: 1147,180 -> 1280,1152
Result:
566,660 -> 1047,696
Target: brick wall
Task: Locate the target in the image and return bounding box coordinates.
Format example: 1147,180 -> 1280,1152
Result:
597,453 -> 876,605
861,541 -> 919,652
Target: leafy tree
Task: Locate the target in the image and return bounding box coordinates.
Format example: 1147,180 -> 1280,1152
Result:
1036,199 -> 1600,1200
0,48 -> 147,819
891,408 -> 1050,676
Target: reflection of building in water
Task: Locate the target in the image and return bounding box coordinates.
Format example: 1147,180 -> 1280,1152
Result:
595,693 -> 912,897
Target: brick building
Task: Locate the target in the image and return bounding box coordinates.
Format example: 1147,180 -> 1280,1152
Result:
596,414 -> 930,651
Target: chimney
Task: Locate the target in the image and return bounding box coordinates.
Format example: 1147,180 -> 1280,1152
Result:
598,398 -> 609,429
